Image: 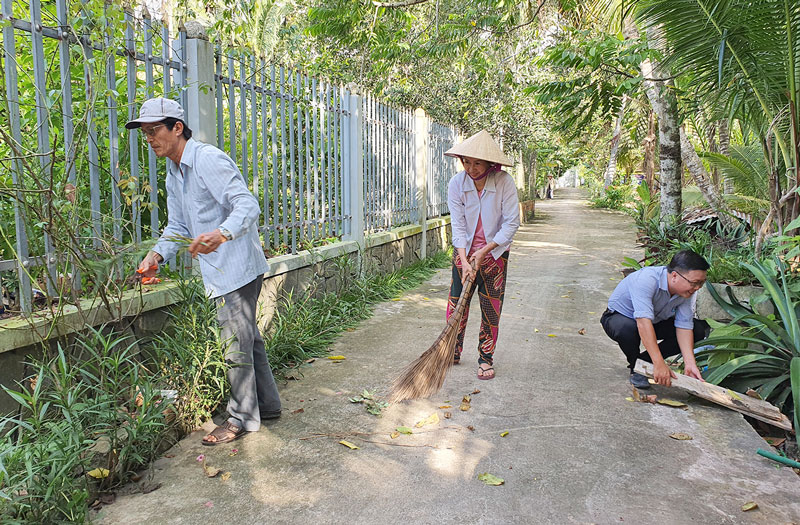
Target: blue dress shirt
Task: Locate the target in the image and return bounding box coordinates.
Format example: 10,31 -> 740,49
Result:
607,266 -> 697,330
152,139 -> 269,298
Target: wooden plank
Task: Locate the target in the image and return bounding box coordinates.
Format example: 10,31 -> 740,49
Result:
634,360 -> 793,431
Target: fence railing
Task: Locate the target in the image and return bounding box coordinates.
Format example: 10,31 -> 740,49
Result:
0,2 -> 459,315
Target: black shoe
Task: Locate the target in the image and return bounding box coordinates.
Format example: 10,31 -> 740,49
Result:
629,372 -> 651,390
260,410 -> 281,420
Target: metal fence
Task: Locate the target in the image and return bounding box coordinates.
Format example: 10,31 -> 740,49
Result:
0,2 -> 459,314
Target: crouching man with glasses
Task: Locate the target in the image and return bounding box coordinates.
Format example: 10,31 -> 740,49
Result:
601,250 -> 710,389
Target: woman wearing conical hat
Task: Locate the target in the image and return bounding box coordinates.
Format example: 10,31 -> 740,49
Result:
445,130 -> 520,380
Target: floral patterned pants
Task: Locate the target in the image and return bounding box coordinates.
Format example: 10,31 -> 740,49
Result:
446,250 -> 509,366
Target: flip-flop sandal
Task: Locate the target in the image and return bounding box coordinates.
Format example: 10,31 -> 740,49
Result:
477,366 -> 495,380
202,421 -> 248,446
453,357 -> 461,365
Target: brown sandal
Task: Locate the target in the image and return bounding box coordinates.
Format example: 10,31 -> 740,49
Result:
202,421 -> 248,446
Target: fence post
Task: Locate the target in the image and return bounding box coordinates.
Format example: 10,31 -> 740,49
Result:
183,21 -> 216,144
414,108 -> 429,260
344,88 -> 365,249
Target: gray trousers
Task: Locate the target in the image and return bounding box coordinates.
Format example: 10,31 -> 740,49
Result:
216,276 -> 281,431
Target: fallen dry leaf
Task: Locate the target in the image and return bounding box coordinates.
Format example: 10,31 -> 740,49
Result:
764,436 -> 786,447
291,408 -> 305,415
203,465 -> 221,478
460,395 -> 472,412
467,425 -> 475,431
327,355 -> 346,360
471,389 -> 481,395
658,399 -> 688,409
578,328 -> 586,335
561,295 -> 570,298
444,412 -> 452,419
669,433 -> 693,440
745,389 -> 762,400
438,405 -> 452,409
396,426 -> 413,434
478,472 -> 505,486
741,502 -> 758,512
390,431 -> 400,439
415,413 -> 440,428
534,328 -> 539,333
339,440 -> 359,450
579,262 -> 588,266
500,431 -> 509,437
547,334 -> 557,338
87,468 -> 110,479
220,472 -> 231,482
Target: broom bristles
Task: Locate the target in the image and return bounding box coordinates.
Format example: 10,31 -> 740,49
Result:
389,275 -> 477,403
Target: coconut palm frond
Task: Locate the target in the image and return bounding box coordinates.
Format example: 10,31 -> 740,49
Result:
700,143 -> 769,201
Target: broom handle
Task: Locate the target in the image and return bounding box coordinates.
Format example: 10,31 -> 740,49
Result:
445,261 -> 478,329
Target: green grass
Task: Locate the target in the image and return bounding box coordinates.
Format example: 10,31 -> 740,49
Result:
265,249 -> 451,376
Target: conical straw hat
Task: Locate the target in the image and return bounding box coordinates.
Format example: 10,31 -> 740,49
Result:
444,130 -> 513,166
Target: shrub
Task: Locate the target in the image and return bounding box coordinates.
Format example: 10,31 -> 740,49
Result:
590,184 -> 634,211
697,258 -> 800,430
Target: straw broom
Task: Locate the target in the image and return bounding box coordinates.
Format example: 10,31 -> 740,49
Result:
389,265 -> 478,403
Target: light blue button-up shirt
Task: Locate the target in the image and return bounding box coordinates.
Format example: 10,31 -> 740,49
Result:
608,265 -> 697,329
152,138 -> 269,298
447,170 -> 520,260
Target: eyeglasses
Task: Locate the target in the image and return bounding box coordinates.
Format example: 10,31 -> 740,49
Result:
140,124 -> 165,138
675,271 -> 706,288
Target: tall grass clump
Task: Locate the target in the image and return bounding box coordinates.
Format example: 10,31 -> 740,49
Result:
149,278 -> 229,433
0,329 -> 173,524
265,250 -> 451,375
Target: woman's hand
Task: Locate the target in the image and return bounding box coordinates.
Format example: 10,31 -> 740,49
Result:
468,246 -> 490,271
459,251 -> 476,285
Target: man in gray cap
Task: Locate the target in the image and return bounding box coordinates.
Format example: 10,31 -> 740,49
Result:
128,97 -> 281,445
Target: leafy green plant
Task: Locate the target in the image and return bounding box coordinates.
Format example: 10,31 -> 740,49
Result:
0,327 -> 174,522
590,184 -> 634,211
149,278 -> 230,433
696,258 -> 800,430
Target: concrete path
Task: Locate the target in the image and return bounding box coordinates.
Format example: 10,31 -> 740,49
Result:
99,189 -> 800,524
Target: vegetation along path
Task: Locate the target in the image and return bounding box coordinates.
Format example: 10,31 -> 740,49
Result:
100,189 -> 800,524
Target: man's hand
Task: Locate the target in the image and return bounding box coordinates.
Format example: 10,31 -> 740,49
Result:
137,251 -> 162,279
652,359 -> 677,387
683,363 -> 705,381
188,229 -> 227,257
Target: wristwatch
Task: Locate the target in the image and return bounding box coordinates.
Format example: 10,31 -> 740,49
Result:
218,227 -> 233,241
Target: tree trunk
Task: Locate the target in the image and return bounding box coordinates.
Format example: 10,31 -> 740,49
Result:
642,109 -> 657,192
604,96 -> 627,188
679,126 -> 736,229
635,23 -> 682,224
641,72 -> 681,222
718,119 -> 734,194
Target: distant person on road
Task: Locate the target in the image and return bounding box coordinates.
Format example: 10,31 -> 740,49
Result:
600,250 -> 710,389
445,130 -> 520,380
545,174 -> 555,199
128,97 -> 281,446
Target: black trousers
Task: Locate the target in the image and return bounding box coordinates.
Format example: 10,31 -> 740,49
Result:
600,309 -> 709,371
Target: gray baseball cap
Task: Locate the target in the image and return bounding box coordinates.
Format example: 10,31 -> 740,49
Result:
125,97 -> 185,129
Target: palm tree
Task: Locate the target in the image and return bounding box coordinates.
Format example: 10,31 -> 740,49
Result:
635,0 -> 800,242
